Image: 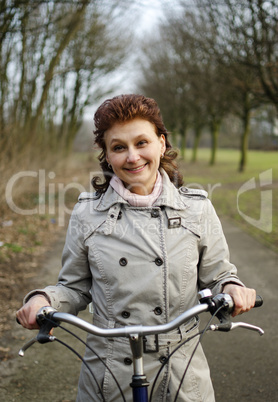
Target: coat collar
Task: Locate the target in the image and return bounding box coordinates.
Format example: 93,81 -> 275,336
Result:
95,169 -> 187,211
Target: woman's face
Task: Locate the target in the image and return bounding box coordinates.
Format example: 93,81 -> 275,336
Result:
105,118 -> 166,195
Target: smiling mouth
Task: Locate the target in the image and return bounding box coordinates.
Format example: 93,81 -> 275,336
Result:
124,163 -> 148,172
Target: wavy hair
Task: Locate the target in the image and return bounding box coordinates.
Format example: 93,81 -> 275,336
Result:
92,94 -> 183,193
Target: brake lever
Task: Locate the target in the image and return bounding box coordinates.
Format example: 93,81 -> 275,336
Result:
198,290 -> 264,336
212,293 -> 234,327
18,306 -> 58,357
18,331 -> 56,357
208,293 -> 264,335
18,336 -> 40,357
209,321 -> 264,335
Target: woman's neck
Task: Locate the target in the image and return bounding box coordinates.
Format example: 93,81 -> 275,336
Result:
110,171 -> 162,207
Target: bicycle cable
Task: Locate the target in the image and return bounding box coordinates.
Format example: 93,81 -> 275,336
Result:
54,337 -> 106,401
173,305 -> 223,402
149,332 -> 201,401
42,305 -> 222,401
43,316 -> 126,402
149,305 -> 223,401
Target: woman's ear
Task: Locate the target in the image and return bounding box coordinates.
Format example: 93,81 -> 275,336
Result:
106,156 -> 112,170
160,134 -> 166,154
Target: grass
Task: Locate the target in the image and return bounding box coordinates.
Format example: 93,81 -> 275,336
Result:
3,243 -> 23,253
179,148 -> 278,252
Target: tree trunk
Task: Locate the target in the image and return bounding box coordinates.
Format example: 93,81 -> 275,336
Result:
64,70 -> 81,153
13,11 -> 27,129
209,119 -> 220,165
180,126 -> 187,160
239,95 -> 251,172
170,129 -> 178,149
191,125 -> 202,163
30,2 -> 88,134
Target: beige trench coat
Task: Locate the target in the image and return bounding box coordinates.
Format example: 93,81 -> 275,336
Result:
26,170 -> 244,401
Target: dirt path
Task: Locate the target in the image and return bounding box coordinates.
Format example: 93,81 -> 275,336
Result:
0,234 -> 90,402
0,219 -> 277,401
202,219 -> 277,402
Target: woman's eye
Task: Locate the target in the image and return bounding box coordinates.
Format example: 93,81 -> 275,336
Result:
137,140 -> 147,146
113,145 -> 124,151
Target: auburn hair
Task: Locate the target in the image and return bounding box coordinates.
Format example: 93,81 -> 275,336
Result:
92,94 -> 183,193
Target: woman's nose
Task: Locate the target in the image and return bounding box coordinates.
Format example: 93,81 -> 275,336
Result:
126,148 -> 140,163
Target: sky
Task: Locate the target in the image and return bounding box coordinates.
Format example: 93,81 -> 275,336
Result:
83,1 -> 166,118
83,0 -> 183,119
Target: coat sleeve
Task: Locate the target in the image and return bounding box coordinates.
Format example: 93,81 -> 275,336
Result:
197,198 -> 245,295
24,203 -> 92,315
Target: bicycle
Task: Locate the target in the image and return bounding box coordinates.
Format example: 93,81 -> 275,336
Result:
18,289 -> 264,402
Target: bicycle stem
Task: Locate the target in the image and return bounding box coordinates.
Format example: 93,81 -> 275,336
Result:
129,334 -> 150,402
129,334 -> 145,375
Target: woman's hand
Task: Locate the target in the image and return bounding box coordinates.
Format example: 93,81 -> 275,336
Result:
222,284 -> 256,317
16,295 -> 51,329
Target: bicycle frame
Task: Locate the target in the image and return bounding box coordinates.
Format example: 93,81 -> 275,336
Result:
18,290 -> 264,402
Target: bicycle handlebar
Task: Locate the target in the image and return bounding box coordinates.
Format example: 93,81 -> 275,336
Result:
18,290 -> 264,357
254,295 -> 263,308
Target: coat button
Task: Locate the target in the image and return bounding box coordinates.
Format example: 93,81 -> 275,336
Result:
159,356 -> 167,364
155,257 -> 163,266
151,210 -> 159,218
122,311 -> 130,319
124,357 -> 132,365
154,307 -> 162,315
119,257 -> 128,266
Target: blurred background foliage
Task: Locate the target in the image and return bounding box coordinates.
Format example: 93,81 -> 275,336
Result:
138,0 -> 278,171
0,1 -> 133,164
1,0 -> 277,202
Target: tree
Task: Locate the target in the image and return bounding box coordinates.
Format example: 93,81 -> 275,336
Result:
138,10 -> 237,165
235,0 -> 278,108
178,0 -> 270,170
0,0 -> 133,160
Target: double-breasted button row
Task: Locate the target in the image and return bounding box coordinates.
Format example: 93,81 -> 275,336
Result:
125,356 -> 168,365
122,308 -> 161,319
122,307 -> 162,318
119,257 -> 163,267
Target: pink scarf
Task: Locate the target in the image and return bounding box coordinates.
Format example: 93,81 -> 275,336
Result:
110,171 -> 162,207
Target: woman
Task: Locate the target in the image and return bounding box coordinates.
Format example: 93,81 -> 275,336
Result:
17,94 -> 256,401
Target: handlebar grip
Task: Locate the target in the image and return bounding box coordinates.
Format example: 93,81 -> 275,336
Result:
254,295 -> 263,308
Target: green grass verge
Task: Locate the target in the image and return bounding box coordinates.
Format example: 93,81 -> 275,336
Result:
179,148 -> 278,252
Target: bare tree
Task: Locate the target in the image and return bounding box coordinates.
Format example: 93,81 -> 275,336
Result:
138,10 -> 238,165
0,0 -> 133,161
233,0 -> 278,108
179,0 -> 269,170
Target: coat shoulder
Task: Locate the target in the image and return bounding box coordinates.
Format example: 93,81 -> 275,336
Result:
179,187 -> 208,200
